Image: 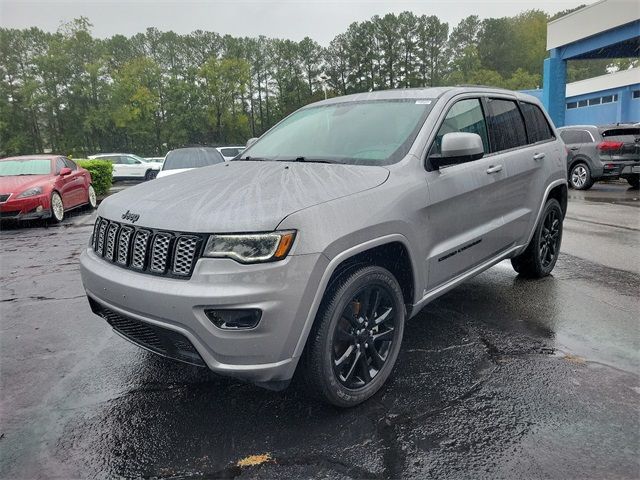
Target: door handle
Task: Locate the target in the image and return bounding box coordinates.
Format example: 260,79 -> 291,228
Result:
569,146 -> 579,151
533,153 -> 545,161
486,165 -> 503,174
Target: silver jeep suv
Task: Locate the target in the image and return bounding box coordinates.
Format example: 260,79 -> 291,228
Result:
80,87 -> 567,407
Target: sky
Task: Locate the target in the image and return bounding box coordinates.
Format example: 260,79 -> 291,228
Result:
0,0 -> 588,45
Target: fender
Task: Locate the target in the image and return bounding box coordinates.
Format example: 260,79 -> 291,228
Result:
291,233 -> 417,360
520,178 -> 567,251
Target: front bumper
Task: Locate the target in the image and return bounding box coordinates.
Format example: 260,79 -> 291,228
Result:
80,248 -> 328,383
0,194 -> 51,220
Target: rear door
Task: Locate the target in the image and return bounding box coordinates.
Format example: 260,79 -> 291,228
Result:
559,129 -> 596,157
424,96 -> 513,290
122,155 -> 147,177
490,99 -> 559,245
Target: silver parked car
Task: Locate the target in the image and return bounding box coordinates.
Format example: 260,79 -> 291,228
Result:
81,87 -> 567,407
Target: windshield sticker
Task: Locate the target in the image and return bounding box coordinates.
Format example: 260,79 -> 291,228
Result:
415,100 -> 432,105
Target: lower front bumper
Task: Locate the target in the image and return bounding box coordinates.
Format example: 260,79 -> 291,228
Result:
0,195 -> 51,220
80,249 -> 328,383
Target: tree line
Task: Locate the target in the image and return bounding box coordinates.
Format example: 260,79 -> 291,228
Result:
0,7 -> 626,157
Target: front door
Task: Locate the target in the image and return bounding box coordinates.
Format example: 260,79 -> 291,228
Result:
423,97 -> 513,291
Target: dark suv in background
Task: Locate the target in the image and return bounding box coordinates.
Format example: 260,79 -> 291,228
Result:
558,125 -> 640,190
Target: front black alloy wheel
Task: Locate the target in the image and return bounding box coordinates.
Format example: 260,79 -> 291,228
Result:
301,265 -> 405,407
332,285 -> 396,389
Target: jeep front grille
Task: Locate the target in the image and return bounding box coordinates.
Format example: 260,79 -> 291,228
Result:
91,217 -> 203,278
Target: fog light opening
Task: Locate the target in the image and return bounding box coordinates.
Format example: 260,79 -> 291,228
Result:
205,309 -> 262,330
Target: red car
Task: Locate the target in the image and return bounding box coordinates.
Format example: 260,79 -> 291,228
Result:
0,155 -> 97,222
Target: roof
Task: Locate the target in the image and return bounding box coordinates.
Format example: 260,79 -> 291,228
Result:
1,154 -> 59,161
558,124 -> 638,130
304,86 -> 541,108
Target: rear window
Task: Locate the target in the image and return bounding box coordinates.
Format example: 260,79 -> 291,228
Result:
163,148 -> 225,171
600,128 -> 640,143
486,98 -> 528,152
520,102 -> 554,144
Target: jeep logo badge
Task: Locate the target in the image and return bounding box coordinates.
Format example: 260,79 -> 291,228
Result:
121,210 -> 140,223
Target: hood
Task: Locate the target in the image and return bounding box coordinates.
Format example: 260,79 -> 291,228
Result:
143,161 -> 163,170
0,175 -> 50,195
98,161 -> 389,232
156,168 -> 192,178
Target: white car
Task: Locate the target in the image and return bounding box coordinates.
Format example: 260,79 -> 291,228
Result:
88,153 -> 162,181
156,147 -> 225,178
216,146 -> 245,161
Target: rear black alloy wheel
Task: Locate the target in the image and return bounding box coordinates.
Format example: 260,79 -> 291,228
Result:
539,206 -> 561,269
332,285 -> 396,389
302,265 -> 405,407
511,198 -> 563,278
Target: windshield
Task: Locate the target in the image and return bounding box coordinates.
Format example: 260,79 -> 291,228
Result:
163,148 -> 225,171
239,99 -> 435,165
0,158 -> 51,176
130,154 -> 149,163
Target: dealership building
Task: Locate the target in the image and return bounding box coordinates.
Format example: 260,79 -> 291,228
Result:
524,0 -> 639,127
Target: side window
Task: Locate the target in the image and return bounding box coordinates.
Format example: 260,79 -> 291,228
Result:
486,98 -> 528,152
55,158 -> 66,174
560,131 -> 576,144
97,156 -> 118,164
562,130 -> 592,144
63,158 -> 77,170
429,98 -> 489,160
520,102 -> 554,144
123,156 -> 140,165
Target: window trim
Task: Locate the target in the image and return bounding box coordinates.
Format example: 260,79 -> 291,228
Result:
424,95 -> 490,172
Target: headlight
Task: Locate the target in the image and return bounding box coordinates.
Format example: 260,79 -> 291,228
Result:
203,230 -> 296,263
16,187 -> 43,198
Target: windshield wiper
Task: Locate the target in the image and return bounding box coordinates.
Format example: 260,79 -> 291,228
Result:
283,157 -> 339,164
236,156 -> 267,161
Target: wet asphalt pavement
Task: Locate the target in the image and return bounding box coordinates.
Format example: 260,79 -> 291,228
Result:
1,182 -> 639,479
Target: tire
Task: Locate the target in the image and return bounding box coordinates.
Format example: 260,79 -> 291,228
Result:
144,170 -> 157,181
626,175 -> 639,189
87,185 -> 97,209
300,265 -> 405,407
50,191 -> 64,223
569,162 -> 593,190
511,198 -> 563,278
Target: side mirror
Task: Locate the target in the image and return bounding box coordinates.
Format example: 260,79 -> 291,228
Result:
246,137 -> 258,148
432,132 -> 484,169
59,167 -> 72,176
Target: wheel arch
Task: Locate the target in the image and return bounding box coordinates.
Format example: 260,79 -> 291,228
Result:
292,234 -> 418,361
568,156 -> 591,173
